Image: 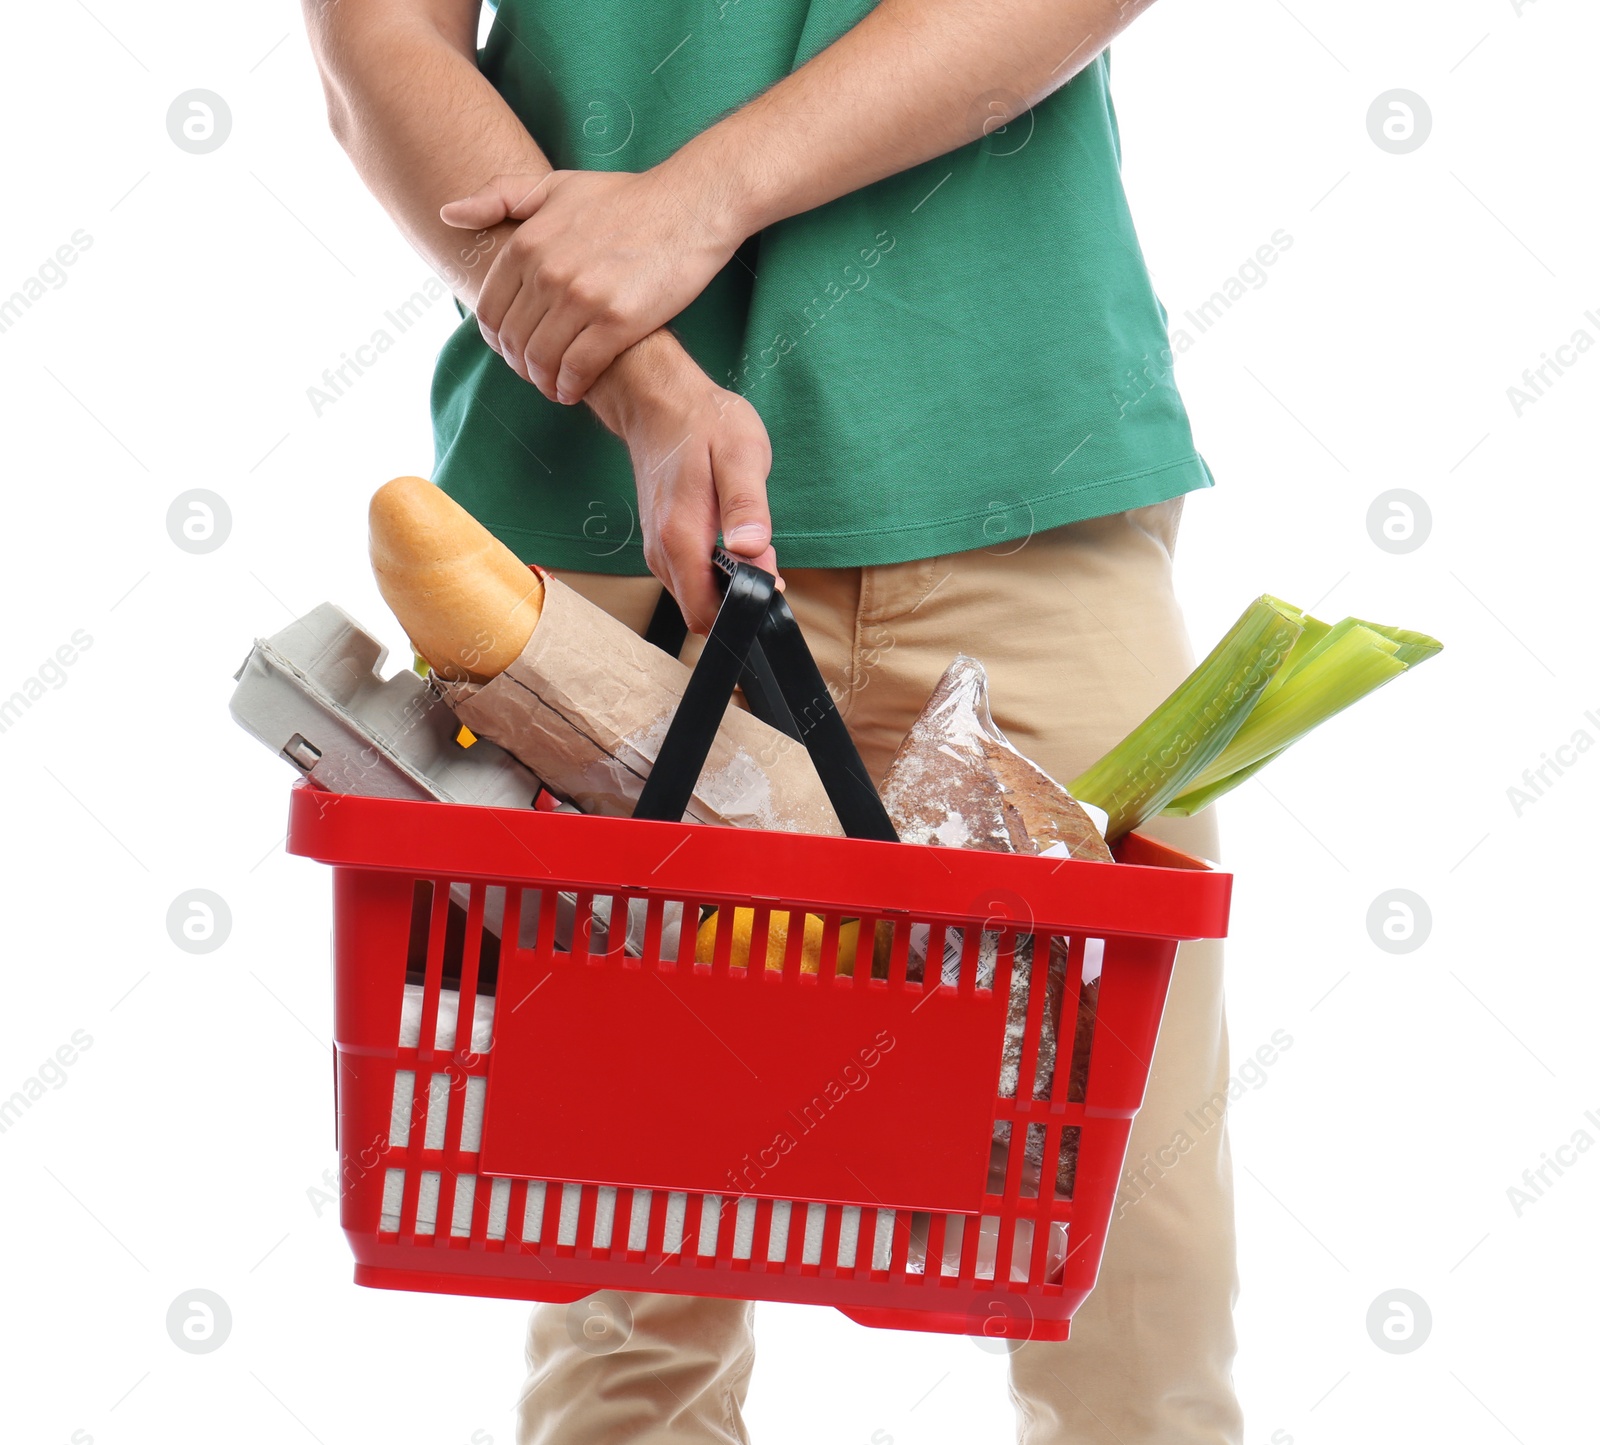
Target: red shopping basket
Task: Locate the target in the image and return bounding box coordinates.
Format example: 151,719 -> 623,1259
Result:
285,551 -> 1231,1341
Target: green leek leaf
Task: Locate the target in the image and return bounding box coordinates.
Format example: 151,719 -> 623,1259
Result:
1161,616 -> 1442,815
1069,596 -> 1304,840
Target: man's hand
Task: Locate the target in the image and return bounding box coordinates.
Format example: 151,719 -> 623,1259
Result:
430,0 -> 1156,410
441,169 -> 741,408
591,338 -> 780,635
303,0 -> 783,629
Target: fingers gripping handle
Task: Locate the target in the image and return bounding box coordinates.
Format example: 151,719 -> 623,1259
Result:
633,549 -> 899,842
642,574 -> 797,741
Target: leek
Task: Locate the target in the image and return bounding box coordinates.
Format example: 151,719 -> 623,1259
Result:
1071,596 -> 1442,839
1162,616 -> 1441,815
1158,748 -> 1285,818
1068,596 -> 1305,840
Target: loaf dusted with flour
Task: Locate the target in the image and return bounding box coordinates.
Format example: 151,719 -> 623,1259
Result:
878,653 -> 1113,863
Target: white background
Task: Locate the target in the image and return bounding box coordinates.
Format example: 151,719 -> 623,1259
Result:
1,1 -> 1594,1442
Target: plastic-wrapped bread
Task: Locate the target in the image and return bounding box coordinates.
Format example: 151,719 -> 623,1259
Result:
880,654 -> 1111,1263
878,653 -> 1113,862
368,477 -> 843,836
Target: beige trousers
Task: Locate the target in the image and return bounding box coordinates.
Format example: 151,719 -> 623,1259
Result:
517,497 -> 1242,1445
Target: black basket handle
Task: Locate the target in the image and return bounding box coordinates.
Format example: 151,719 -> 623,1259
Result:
633,548 -> 899,843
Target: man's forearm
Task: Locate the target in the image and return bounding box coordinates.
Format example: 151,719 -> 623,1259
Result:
304,1 -> 546,307
662,0 -> 1153,238
302,0 -> 686,431
305,0 -> 786,626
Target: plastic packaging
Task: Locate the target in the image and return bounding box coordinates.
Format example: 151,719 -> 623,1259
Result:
879,654 -> 1111,861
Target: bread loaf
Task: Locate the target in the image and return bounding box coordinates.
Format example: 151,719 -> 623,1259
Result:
882,654 -> 1111,1227
878,654 -> 1113,863
369,475 -> 545,682
367,476 -> 844,836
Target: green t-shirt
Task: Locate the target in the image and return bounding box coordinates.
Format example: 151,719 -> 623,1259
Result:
431,0 -> 1211,574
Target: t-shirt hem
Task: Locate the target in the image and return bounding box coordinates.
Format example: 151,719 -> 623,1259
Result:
482,453 -> 1214,576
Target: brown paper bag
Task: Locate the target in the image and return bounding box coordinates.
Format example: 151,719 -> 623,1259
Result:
437,573 -> 844,837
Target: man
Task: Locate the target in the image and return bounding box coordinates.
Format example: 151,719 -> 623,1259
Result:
306,2 -> 1241,1441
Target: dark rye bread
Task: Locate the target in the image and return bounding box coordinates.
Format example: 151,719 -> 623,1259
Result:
878,653 -> 1113,863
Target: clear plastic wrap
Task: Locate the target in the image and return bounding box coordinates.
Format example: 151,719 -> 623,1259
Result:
878,653 -> 1112,862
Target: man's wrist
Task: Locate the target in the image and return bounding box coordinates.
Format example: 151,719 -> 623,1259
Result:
654,123 -> 779,247
586,328 -> 699,438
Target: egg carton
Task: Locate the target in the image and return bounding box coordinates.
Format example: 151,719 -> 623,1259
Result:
229,601 -> 542,807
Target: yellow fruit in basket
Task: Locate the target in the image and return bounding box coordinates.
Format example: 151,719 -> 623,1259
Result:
695,908 -> 865,975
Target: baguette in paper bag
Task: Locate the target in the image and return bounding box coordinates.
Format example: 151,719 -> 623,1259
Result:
368,477 -> 843,835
